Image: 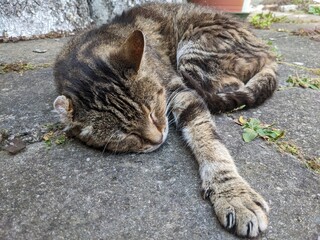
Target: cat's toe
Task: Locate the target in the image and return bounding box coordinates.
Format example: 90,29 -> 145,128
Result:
231,201 -> 260,237
211,186 -> 269,238
213,198 -> 236,230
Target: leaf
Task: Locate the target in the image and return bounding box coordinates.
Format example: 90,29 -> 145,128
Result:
272,129 -> 285,140
247,118 -> 261,129
263,129 -> 285,141
238,116 -> 247,125
242,128 -> 258,142
256,128 -> 267,137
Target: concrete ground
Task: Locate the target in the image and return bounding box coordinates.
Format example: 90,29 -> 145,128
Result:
1,15 -> 320,240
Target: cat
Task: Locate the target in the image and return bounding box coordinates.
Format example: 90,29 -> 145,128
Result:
53,2 -> 277,238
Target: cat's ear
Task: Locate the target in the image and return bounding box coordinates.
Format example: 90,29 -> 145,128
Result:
118,30 -> 145,72
53,95 -> 73,123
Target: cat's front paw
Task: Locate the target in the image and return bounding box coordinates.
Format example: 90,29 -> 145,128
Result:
203,180 -> 269,238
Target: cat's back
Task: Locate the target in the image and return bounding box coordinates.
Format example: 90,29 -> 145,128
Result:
54,2 -> 254,95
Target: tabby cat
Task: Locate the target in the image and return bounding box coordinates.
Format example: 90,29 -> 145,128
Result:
53,3 -> 277,238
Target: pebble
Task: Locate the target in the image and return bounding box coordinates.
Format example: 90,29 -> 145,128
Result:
292,62 -> 304,66
33,49 -> 48,53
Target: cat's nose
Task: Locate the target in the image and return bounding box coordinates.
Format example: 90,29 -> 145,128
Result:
155,134 -> 164,145
149,133 -> 163,145
143,123 -> 165,145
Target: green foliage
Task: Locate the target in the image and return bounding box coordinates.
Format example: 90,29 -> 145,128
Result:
0,62 -> 35,74
279,62 -> 320,76
42,123 -> 67,148
266,40 -> 283,61
249,12 -> 286,29
306,157 -> 320,174
0,62 -> 52,74
234,116 -> 319,174
237,116 -> 285,142
308,5 -> 320,15
55,135 -> 67,145
287,76 -> 320,90
276,141 -> 301,156
276,141 -> 320,174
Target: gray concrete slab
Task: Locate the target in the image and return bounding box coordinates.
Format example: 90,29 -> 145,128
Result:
0,24 -> 319,240
0,38 -> 71,65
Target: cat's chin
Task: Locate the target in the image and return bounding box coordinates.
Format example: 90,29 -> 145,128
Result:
141,143 -> 163,153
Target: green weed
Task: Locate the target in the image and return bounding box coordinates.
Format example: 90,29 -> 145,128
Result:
279,61 -> 320,76
287,76 -> 320,90
235,116 -> 319,174
235,117 -> 319,174
249,12 -> 286,29
276,141 -> 302,157
42,123 -> 67,148
0,62 -> 52,74
306,157 -> 320,174
277,141 -> 320,173
55,134 -> 67,145
266,40 -> 283,61
236,116 -> 285,142
308,5 -> 320,15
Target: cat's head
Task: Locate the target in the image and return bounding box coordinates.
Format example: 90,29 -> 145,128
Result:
53,30 -> 168,153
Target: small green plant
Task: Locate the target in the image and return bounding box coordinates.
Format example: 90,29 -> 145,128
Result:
55,134 -> 67,145
286,76 -> 320,90
0,62 -> 35,74
266,40 -> 283,61
42,123 -> 68,148
236,116 -> 285,142
279,62 -> 320,76
276,141 -> 301,157
306,157 -> 320,174
292,27 -> 320,37
0,62 -> 52,74
276,141 -> 320,173
235,117 -> 319,174
249,12 -> 286,29
308,5 -> 320,15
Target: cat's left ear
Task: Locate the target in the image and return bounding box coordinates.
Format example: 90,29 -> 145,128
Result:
53,95 -> 74,124
117,30 -> 145,72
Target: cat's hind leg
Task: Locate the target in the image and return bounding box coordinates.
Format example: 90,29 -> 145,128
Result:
177,32 -> 278,114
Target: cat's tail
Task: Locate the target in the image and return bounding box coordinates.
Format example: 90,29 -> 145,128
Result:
180,62 -> 278,114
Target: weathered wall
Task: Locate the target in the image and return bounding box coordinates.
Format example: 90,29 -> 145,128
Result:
0,0 -> 186,39
0,0 -> 92,39
90,0 -> 186,25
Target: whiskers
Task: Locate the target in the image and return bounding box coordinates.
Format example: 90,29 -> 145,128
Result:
168,118 -> 176,127
165,88 -> 183,127
101,130 -> 120,156
165,89 -> 180,116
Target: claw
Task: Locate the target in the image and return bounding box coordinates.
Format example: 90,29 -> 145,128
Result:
202,189 -> 213,200
247,221 -> 253,237
226,213 -> 235,229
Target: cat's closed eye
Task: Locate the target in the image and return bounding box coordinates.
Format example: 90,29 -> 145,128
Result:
149,111 -> 158,125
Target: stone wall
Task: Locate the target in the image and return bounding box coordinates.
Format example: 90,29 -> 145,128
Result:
0,0 -> 186,39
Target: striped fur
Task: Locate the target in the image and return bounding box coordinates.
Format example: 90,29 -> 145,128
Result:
53,3 -> 277,238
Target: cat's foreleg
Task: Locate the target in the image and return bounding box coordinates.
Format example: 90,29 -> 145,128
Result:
171,89 -> 269,238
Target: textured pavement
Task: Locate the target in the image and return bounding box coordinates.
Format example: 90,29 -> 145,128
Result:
0,17 -> 320,240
